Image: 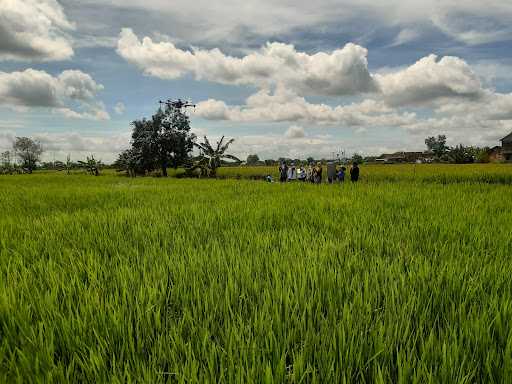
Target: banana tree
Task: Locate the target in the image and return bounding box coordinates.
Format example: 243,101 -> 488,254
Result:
191,136 -> 240,177
78,155 -> 102,176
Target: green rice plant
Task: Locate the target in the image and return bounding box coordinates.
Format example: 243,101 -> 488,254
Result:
1,166 -> 512,382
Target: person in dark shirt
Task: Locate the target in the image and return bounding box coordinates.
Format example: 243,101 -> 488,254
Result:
279,162 -> 288,183
350,162 -> 360,182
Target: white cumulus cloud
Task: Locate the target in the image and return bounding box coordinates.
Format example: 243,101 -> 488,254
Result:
285,125 -> 306,139
0,69 -> 109,120
117,28 -> 378,97
0,0 -> 74,61
376,54 -> 485,107
194,87 -> 416,126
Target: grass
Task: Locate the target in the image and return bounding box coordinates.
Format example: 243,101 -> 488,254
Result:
1,165 -> 512,382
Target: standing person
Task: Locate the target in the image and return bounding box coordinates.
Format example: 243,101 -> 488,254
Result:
279,162 -> 288,183
338,166 -> 346,182
314,162 -> 323,184
298,165 -> 306,182
287,163 -> 297,181
327,161 -> 336,184
350,162 -> 360,183
306,163 -> 314,183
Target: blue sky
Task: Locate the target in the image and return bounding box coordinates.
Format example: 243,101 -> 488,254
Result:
1,0 -> 512,162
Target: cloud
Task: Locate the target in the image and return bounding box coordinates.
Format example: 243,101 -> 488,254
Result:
117,28 -> 378,96
390,28 -> 422,47
65,0 -> 512,53
194,87 -> 416,126
376,54 -> 485,107
0,69 -> 109,120
285,125 -> 306,139
402,113 -> 512,147
0,129 -> 130,163
118,29 -> 506,119
34,131 -> 129,157
0,0 -> 74,61
431,9 -> 512,46
114,102 -> 126,115
227,132 -> 411,160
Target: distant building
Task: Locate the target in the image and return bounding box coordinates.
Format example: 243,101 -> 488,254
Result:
488,132 -> 512,162
376,151 -> 434,163
488,146 -> 504,162
502,132 -> 512,161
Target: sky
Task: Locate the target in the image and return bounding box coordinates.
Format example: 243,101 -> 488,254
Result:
1,0 -> 512,162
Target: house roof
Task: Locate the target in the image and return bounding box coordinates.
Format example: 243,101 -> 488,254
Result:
501,132 -> 512,143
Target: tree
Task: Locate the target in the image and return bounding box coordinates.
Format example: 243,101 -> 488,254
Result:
78,155 -> 102,176
475,147 -> 490,163
114,149 -> 139,177
191,136 -> 240,177
1,151 -> 14,174
13,137 -> 43,173
1,151 -> 12,167
449,144 -> 475,164
306,157 -> 315,164
246,154 -> 260,165
129,105 -> 196,176
425,135 -> 449,159
352,153 -> 364,164
65,154 -> 73,174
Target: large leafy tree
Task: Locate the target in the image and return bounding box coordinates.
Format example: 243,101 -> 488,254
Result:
425,135 -> 449,159
13,137 -> 43,173
128,106 -> 196,176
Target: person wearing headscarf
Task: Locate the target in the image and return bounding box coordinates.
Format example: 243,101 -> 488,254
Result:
313,162 -> 323,184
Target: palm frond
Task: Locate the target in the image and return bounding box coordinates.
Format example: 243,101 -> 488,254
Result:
219,138 -> 235,154
216,136 -> 225,152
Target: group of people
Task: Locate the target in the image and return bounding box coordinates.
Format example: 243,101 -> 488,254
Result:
271,161 -> 360,183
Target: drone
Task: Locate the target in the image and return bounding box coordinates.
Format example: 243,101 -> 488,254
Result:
159,98 -> 196,110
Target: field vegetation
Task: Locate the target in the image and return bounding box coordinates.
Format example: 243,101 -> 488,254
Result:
1,165 -> 512,382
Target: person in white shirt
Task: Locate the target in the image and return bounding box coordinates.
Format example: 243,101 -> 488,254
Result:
298,166 -> 306,181
287,163 -> 297,181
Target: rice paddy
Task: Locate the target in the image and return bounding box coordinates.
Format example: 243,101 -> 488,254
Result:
1,164 -> 512,382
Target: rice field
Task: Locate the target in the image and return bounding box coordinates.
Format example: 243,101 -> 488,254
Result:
1,165 -> 512,382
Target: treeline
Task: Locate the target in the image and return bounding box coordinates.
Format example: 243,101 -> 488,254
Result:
244,135 -> 496,166
424,135 -> 492,163
1,137 -> 104,176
